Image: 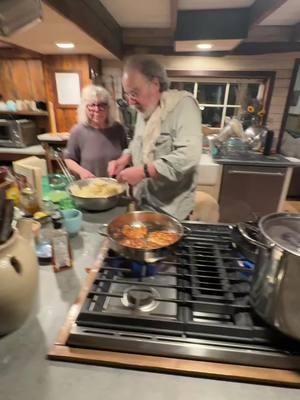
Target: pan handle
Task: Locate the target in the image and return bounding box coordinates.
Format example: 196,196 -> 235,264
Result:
98,223 -> 109,237
183,225 -> 192,235
238,223 -> 273,250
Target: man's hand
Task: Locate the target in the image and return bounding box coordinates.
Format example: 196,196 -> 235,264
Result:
79,168 -> 95,180
117,166 -> 145,186
107,154 -> 131,177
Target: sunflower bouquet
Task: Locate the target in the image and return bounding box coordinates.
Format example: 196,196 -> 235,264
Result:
242,99 -> 265,128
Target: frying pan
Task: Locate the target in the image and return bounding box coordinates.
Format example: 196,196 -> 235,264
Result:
98,210 -> 188,263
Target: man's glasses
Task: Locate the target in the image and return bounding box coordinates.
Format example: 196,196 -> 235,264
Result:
124,91 -> 139,101
87,102 -> 108,111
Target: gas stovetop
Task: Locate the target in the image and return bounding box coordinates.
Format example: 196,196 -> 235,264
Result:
67,222 -> 300,370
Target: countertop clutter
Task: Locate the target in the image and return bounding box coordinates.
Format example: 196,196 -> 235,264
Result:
0,208 -> 300,400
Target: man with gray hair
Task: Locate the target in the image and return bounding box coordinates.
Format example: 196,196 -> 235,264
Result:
108,55 -> 202,220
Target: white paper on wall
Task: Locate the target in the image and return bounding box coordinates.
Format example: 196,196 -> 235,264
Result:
55,72 -> 81,105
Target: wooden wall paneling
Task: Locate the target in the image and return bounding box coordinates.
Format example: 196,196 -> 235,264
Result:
0,58 -> 46,100
43,55 -> 94,132
0,60 -> 17,99
12,59 -> 33,99
27,59 -> 46,100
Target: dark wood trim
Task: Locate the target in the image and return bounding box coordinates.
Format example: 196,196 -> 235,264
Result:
234,42 -> 300,55
263,71 -> 276,125
170,0 -> 178,33
167,70 -> 276,79
0,45 -> 42,59
167,70 -> 276,123
124,46 -> 229,57
291,23 -> 300,42
249,0 -> 289,27
125,43 -> 300,56
44,0 -> 122,59
277,59 -> 300,152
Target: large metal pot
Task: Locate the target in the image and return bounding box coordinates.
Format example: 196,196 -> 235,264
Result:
67,178 -> 126,211
99,210 -> 185,263
238,213 -> 300,340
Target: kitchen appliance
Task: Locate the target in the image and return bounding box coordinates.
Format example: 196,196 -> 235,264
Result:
49,222 -> 300,386
0,0 -> 42,36
0,119 -> 37,148
239,213 -> 300,341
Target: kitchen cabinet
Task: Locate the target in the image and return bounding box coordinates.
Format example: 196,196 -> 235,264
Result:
219,165 -> 288,223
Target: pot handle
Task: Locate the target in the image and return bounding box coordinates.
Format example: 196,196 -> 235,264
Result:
238,222 -> 273,250
98,223 -> 109,237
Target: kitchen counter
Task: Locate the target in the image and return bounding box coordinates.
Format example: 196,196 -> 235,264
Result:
0,207 -> 299,400
213,151 -> 300,167
0,145 -> 45,155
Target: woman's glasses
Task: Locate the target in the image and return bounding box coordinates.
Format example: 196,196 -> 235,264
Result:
87,102 -> 108,111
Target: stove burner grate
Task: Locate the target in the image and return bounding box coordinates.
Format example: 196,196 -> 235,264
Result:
121,286 -> 160,312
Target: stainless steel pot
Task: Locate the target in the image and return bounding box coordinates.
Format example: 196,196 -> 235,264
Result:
67,178 -> 126,211
238,213 -> 300,341
99,210 -> 186,263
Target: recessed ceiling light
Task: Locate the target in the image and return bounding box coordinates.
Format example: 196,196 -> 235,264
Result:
55,42 -> 75,49
196,43 -> 213,50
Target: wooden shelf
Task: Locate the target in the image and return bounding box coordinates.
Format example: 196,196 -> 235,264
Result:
0,110 -> 48,116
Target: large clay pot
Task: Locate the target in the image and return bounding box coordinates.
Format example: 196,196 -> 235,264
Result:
0,219 -> 39,336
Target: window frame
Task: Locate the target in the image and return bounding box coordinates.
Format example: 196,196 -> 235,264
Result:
167,70 -> 276,128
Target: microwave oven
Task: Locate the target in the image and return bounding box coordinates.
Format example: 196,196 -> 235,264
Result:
0,119 -> 38,148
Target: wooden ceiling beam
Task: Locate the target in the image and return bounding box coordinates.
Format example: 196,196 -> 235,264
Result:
249,0 -> 289,27
122,28 -> 173,47
291,23 -> 300,42
44,0 -> 122,59
234,41 -> 300,55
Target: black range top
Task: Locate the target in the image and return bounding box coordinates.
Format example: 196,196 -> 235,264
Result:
68,222 -> 300,370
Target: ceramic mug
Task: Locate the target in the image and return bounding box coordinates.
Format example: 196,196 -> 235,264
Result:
61,209 -> 82,236
6,100 -> 16,112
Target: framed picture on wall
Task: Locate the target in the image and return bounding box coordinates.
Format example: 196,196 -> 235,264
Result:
54,71 -> 81,107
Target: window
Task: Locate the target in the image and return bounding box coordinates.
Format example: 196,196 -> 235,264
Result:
170,78 -> 264,129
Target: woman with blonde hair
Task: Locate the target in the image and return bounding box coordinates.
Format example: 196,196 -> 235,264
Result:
64,85 -> 127,179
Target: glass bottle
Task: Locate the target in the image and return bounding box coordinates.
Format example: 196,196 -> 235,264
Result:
51,213 -> 73,272
20,186 -> 39,216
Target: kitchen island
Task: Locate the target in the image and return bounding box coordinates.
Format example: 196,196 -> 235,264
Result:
0,207 -> 299,400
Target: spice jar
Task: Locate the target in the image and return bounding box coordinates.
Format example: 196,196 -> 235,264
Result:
20,187 -> 39,216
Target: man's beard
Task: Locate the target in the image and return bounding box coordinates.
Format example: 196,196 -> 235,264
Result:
139,103 -> 159,120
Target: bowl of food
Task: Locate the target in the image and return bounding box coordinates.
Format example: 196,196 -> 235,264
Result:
67,178 -> 126,211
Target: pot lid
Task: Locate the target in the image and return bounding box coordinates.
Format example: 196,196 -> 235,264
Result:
260,213 -> 300,256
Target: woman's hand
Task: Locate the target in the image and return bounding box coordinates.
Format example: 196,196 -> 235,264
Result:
79,168 -> 96,180
117,166 -> 145,186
